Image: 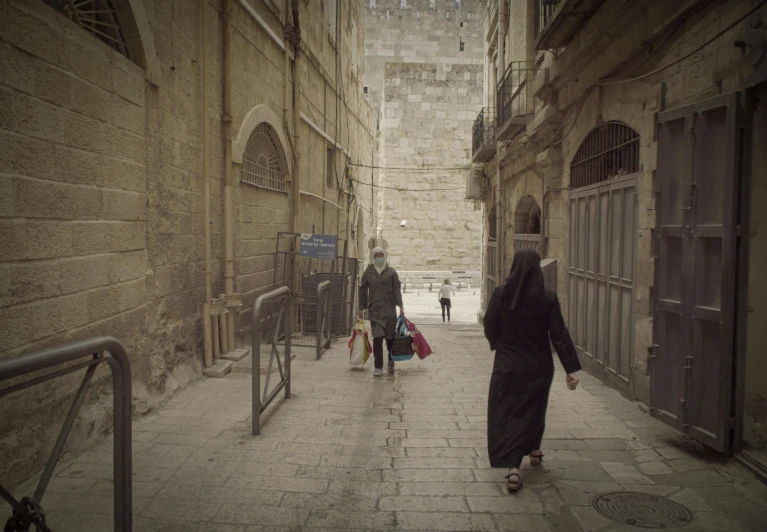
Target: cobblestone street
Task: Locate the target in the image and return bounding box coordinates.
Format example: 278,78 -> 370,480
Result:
7,319 -> 765,531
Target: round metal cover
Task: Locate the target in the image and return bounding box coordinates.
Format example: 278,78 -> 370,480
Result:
593,491 -> 693,529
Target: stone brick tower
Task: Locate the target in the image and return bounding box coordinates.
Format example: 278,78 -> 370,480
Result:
363,0 -> 485,273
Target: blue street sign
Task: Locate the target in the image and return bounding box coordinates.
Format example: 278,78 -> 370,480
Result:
299,234 -> 338,259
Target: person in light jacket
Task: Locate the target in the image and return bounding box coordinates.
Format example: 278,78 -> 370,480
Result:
438,278 -> 456,323
359,247 -> 404,376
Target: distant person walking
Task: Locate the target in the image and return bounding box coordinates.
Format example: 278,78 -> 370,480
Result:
359,247 -> 404,376
483,249 -> 581,492
438,279 -> 456,322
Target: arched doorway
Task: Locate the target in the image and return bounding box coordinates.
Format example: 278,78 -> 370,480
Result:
568,121 -> 639,391
513,195 -> 542,256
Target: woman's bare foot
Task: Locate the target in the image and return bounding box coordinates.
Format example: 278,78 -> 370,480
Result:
504,468 -> 522,492
529,451 -> 544,465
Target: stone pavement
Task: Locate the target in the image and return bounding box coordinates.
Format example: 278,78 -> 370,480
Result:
6,322 -> 767,531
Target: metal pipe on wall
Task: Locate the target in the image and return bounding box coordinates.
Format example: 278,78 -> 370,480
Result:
495,0 -> 507,281
222,0 -> 235,352
291,0 -> 301,236
201,0 -> 213,367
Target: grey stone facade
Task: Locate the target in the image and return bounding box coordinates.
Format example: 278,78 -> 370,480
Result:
363,0 -> 485,272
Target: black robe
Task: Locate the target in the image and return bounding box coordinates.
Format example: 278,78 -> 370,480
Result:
483,250 -> 581,469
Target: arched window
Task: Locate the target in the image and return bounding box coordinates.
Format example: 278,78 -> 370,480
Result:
242,123 -> 288,193
570,121 -> 639,188
43,0 -> 133,61
514,195 -> 541,234
488,205 -> 497,241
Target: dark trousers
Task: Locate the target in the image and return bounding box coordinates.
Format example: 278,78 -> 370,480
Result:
440,298 -> 451,321
373,337 -> 394,369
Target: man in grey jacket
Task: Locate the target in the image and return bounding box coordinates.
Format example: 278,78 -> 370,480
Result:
359,247 -> 404,376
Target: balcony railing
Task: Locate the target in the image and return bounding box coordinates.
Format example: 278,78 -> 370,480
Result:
513,234 -> 543,257
534,0 -> 608,50
472,107 -> 496,163
535,0 -> 561,39
496,61 -> 537,141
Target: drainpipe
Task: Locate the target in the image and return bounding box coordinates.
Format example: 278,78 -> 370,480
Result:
495,0 -> 507,282
222,0 -> 235,352
283,0 -> 291,141
201,0 -> 213,367
291,1 -> 302,236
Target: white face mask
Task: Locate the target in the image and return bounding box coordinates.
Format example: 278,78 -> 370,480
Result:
374,257 -> 385,265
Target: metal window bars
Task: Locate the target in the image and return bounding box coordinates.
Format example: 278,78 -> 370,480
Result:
570,121 -> 640,189
496,61 -> 538,133
472,107 -> 496,161
0,337 -> 132,532
251,286 -> 292,436
43,0 -> 131,60
535,0 -> 562,38
315,281 -> 332,360
242,124 -> 288,193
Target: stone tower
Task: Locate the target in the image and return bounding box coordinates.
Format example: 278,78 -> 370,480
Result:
363,0 -> 485,273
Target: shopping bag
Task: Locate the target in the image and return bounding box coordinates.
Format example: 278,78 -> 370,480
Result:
404,317 -> 433,359
348,319 -> 372,365
392,315 -> 415,362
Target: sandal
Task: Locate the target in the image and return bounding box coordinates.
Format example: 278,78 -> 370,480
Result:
529,451 -> 544,466
504,471 -> 523,492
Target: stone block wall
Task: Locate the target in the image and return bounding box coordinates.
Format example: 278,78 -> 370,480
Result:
363,0 -> 485,272
0,0 -> 376,487
378,62 -> 484,270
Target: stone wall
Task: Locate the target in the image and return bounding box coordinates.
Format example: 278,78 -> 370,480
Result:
363,0 -> 485,272
0,0 -> 376,487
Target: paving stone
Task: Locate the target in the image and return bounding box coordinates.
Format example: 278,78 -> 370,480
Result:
394,511 -> 498,531
214,504 -> 308,526
383,468 -> 475,482
637,461 -> 674,475
304,510 -> 396,529
600,462 -> 654,484
380,495 -> 469,512
467,496 -> 544,514
398,481 -> 504,497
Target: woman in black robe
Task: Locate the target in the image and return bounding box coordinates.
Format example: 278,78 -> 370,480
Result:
483,249 -> 581,491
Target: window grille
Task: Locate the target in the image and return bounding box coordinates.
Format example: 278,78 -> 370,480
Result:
242,124 -> 287,193
43,0 -> 131,60
570,121 -> 639,189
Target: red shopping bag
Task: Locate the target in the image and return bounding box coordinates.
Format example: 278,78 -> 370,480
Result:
404,317 -> 433,359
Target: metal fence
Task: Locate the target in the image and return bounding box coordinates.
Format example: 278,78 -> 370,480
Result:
535,0 -> 561,38
497,61 -> 537,130
513,234 -> 543,256
251,286 -> 292,436
472,107 -> 496,160
0,337 -> 132,532
315,281 -> 332,360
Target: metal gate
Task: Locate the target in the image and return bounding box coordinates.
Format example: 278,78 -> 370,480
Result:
652,93 -> 740,453
568,174 -> 637,390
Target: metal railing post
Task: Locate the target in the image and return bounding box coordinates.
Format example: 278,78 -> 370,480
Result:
251,286 -> 292,436
0,337 -> 132,532
315,280 -> 331,360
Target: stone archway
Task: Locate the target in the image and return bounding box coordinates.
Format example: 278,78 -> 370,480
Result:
233,105 -> 293,175
514,195 -> 541,235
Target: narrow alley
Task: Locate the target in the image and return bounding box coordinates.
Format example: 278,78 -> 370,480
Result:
14,319 -> 767,531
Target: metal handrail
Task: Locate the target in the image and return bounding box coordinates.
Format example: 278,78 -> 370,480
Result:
252,286 -> 292,436
0,337 -> 132,532
316,281 -> 332,360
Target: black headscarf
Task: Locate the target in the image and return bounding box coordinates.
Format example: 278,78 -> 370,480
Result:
501,249 -> 546,314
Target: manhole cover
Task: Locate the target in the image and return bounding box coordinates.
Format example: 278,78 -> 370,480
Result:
592,491 -> 693,529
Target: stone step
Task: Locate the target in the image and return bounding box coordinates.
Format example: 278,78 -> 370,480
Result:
220,346 -> 250,362
202,359 -> 233,378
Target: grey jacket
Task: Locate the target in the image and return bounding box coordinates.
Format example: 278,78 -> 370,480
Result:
359,264 -> 404,339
